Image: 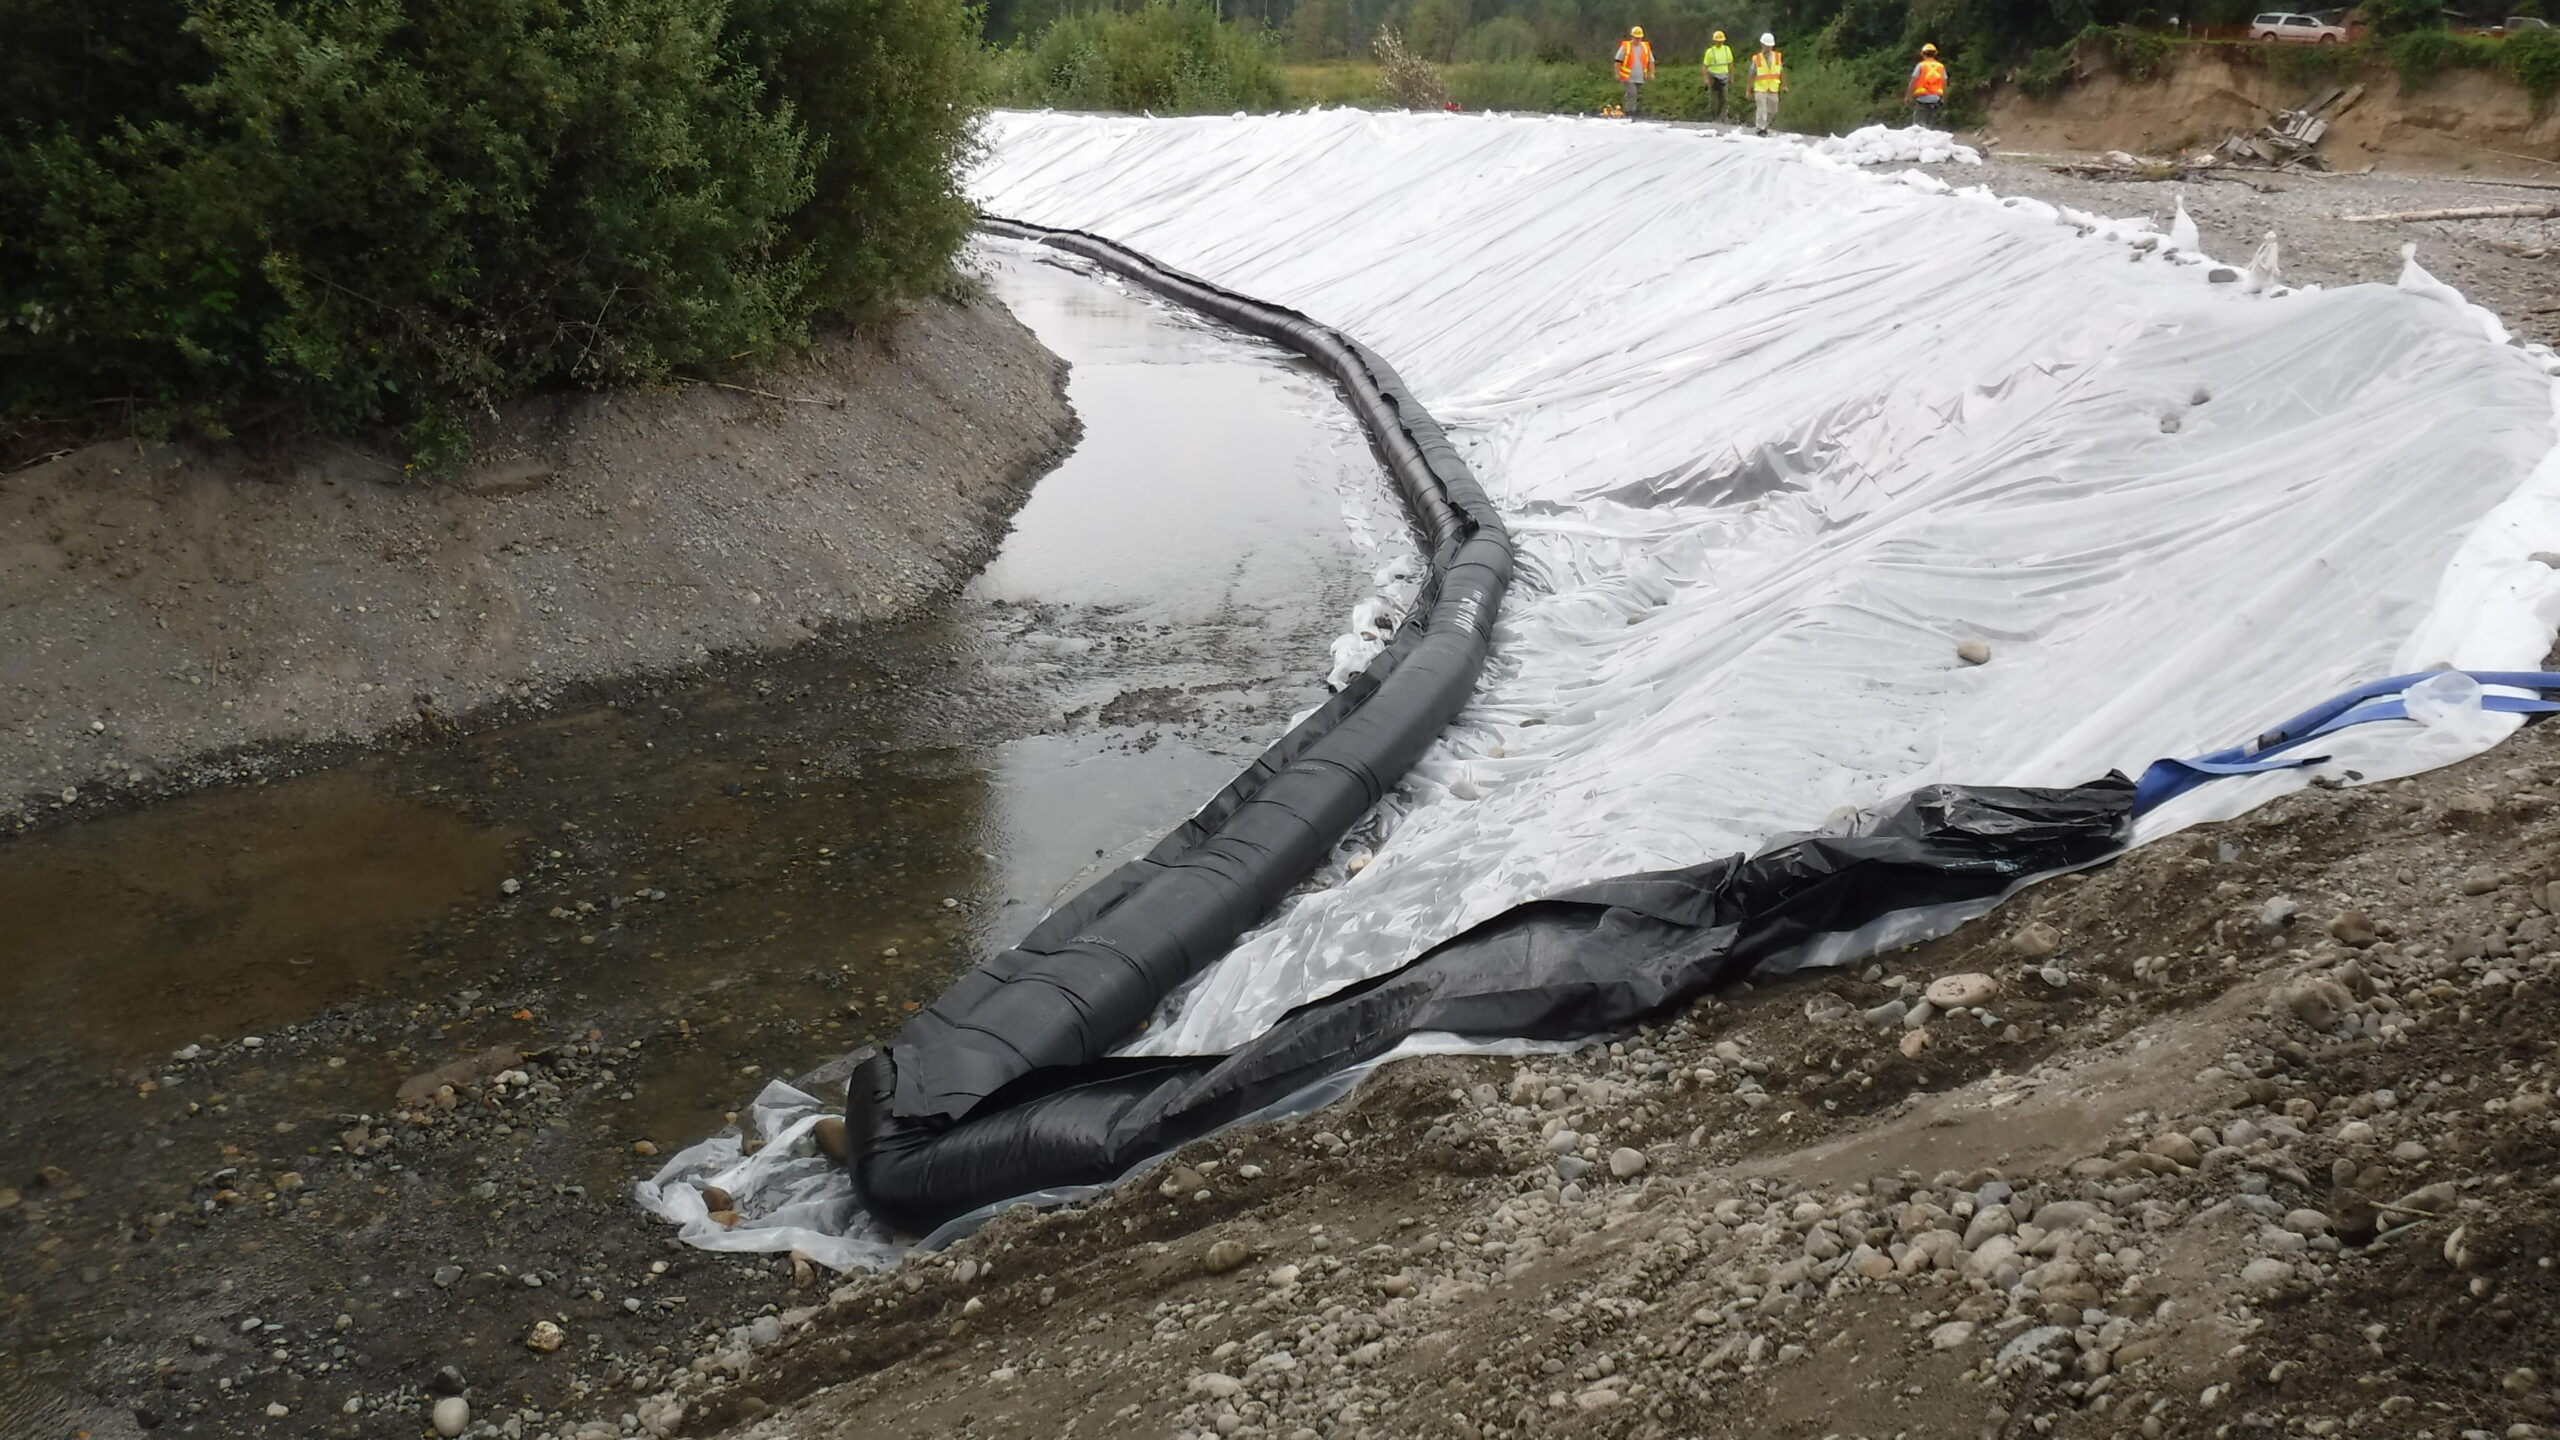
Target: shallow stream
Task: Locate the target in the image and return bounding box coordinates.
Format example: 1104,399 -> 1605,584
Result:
0,245 -> 1397,1435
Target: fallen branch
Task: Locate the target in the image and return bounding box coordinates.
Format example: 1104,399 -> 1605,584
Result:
2342,202 -> 2560,223
2194,170 -> 2287,194
680,376 -> 840,407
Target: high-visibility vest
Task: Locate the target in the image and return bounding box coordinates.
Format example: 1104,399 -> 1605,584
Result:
1614,39 -> 1654,82
1702,43 -> 1733,77
1912,58 -> 1947,97
1750,49 -> 1783,92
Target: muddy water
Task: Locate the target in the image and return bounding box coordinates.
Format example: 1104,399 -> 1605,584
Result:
0,247 -> 1397,1436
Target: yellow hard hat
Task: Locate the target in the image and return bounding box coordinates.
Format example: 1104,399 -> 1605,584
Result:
1921,42 -> 1938,54
1630,25 -> 1644,37
1712,30 -> 1725,40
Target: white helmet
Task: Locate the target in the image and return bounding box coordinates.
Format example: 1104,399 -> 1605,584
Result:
1760,31 -> 1776,45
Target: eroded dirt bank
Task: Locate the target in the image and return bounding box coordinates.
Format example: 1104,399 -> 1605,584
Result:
0,292 -> 1074,824
658,711 -> 2560,1440
1982,45 -> 2560,175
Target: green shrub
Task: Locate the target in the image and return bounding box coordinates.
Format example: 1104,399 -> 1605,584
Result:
2390,28 -> 2497,89
2504,25 -> 2560,105
2089,24 -> 2178,81
1775,55 -> 1892,134
1,0 -> 981,463
1005,0 -> 1286,113
2262,35 -> 2364,84
2015,40 -> 2078,98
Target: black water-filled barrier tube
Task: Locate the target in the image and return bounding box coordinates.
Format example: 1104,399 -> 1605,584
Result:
844,220 -> 1515,1232
846,224 -> 2139,1234
852,778 -> 2132,1231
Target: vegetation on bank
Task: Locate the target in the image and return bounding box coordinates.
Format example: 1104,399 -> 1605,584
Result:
2018,18 -> 2560,108
2,0 -> 983,466
991,0 -> 2560,131
991,0 -> 1291,108
986,0 -> 1896,130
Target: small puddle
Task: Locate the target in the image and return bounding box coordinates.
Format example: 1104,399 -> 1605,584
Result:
0,771 -> 521,1062
0,246 -> 1396,1422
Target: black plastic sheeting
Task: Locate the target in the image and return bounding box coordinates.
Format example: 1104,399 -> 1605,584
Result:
845,219 -> 1515,1233
855,775 -> 2133,1231
845,225 -> 2139,1234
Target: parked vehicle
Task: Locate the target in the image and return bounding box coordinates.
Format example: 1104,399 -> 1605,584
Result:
2250,11 -> 2348,41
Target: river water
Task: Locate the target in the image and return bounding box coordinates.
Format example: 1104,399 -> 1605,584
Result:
0,245 -> 1398,1436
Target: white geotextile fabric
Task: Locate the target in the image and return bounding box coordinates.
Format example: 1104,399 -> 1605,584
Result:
633,1060 -> 907,1271
972,108 -> 2560,1059
1812,123 -> 1981,167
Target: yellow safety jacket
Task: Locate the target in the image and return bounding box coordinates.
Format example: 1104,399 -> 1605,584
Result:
1750,49 -> 1784,93
1702,43 -> 1734,78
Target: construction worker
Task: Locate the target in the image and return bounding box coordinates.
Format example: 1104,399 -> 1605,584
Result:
1748,32 -> 1784,136
1614,26 -> 1655,118
1700,31 -> 1734,123
1909,42 -> 1947,129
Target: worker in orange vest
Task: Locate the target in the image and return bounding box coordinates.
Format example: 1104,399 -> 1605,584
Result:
1909,43 -> 1948,129
1614,26 -> 1655,118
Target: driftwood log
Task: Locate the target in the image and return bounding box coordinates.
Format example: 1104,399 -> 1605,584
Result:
2341,203 -> 2560,223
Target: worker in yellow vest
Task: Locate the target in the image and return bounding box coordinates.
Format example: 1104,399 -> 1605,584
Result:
1700,31 -> 1735,123
1909,42 -> 1948,128
1748,33 -> 1784,136
1614,26 -> 1656,117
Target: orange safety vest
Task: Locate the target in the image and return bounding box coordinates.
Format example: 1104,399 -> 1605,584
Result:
1614,38 -> 1654,82
1749,49 -> 1783,92
1912,58 -> 1947,98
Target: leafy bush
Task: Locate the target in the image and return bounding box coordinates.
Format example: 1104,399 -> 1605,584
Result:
2261,34 -> 2363,84
1,0 -> 981,463
2390,28 -> 2497,88
2503,24 -> 2560,105
2089,23 -> 2177,80
1775,54 -> 1893,134
2015,40 -> 2080,98
1002,1 -> 1287,113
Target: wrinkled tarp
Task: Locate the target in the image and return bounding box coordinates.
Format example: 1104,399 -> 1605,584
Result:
974,110 -> 2560,1064
844,218 -> 1514,1232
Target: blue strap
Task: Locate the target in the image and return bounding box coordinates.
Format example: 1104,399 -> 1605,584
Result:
2131,672 -> 2560,816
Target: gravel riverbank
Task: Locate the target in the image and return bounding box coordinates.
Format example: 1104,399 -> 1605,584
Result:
654,707 -> 2560,1440
0,291 -> 1075,825
1919,152 -> 2560,346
